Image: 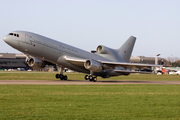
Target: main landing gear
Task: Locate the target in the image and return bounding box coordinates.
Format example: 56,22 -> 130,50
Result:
55,66 -> 68,80
56,74 -> 68,80
85,75 -> 97,82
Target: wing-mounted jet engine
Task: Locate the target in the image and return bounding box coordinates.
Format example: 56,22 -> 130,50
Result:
84,59 -> 113,72
26,57 -> 45,69
84,59 -> 102,72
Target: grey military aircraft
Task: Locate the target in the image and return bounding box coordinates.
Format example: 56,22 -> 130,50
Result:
3,31 -> 161,82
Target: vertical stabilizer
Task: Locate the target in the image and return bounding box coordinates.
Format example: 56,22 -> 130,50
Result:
117,36 -> 136,62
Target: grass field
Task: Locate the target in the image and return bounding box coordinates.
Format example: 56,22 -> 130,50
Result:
0,72 -> 180,81
0,85 -> 180,119
0,72 -> 180,119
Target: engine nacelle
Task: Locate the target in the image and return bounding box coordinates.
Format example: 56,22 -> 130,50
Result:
84,59 -> 102,72
27,57 -> 45,69
96,45 -> 114,54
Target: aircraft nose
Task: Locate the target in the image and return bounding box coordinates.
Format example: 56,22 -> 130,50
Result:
3,35 -> 19,49
3,35 -> 13,46
3,36 -> 7,42
3,36 -> 10,44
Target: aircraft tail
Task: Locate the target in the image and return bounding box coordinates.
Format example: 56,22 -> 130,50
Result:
117,36 -> 136,62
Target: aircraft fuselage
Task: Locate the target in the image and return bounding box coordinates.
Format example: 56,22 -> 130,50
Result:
3,31 -> 120,77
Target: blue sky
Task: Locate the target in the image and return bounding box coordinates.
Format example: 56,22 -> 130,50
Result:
1,0 -> 180,58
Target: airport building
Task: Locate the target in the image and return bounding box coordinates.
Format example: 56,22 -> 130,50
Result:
0,53 -> 30,70
129,56 -> 167,65
0,53 -> 57,71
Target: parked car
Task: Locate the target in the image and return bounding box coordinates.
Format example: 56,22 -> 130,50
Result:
157,70 -> 163,75
175,71 -> 180,75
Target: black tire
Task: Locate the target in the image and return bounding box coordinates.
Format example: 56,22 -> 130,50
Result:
85,75 -> 89,80
89,75 -> 94,81
93,77 -> 97,82
59,74 -> 64,80
64,75 -> 68,80
89,75 -> 93,79
55,74 -> 59,79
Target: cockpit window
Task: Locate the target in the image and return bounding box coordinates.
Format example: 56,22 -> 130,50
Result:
8,33 -> 19,37
9,33 -> 13,35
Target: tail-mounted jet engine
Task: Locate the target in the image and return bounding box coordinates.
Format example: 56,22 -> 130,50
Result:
27,57 -> 45,69
96,45 -> 114,54
84,59 -> 102,72
96,45 -> 122,62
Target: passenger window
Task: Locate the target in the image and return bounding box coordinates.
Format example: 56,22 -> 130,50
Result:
17,34 -> 19,37
14,34 -> 16,36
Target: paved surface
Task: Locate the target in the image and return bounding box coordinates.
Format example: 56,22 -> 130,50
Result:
0,80 -> 180,85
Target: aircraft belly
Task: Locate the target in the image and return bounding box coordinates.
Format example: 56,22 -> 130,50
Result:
93,69 -> 129,77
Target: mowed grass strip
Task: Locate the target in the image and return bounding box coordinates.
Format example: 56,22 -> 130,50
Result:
0,85 -> 180,119
0,72 -> 180,81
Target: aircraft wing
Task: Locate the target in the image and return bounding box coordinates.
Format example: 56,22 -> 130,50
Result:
64,56 -> 86,66
100,61 -> 162,69
114,70 -> 153,74
64,56 -> 162,69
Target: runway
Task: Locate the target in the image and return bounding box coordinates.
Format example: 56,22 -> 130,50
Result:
0,80 -> 180,85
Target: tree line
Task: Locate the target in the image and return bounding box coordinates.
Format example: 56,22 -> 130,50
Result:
166,57 -> 180,67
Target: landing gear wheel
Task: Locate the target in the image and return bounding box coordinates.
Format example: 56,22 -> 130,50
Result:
89,75 -> 93,80
56,74 -> 60,79
64,75 -> 68,80
93,77 -> 97,82
85,75 -> 89,80
84,75 -> 97,82
55,67 -> 68,80
59,74 -> 64,80
89,75 -> 94,81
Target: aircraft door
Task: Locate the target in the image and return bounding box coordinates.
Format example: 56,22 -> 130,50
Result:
25,34 -> 32,45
